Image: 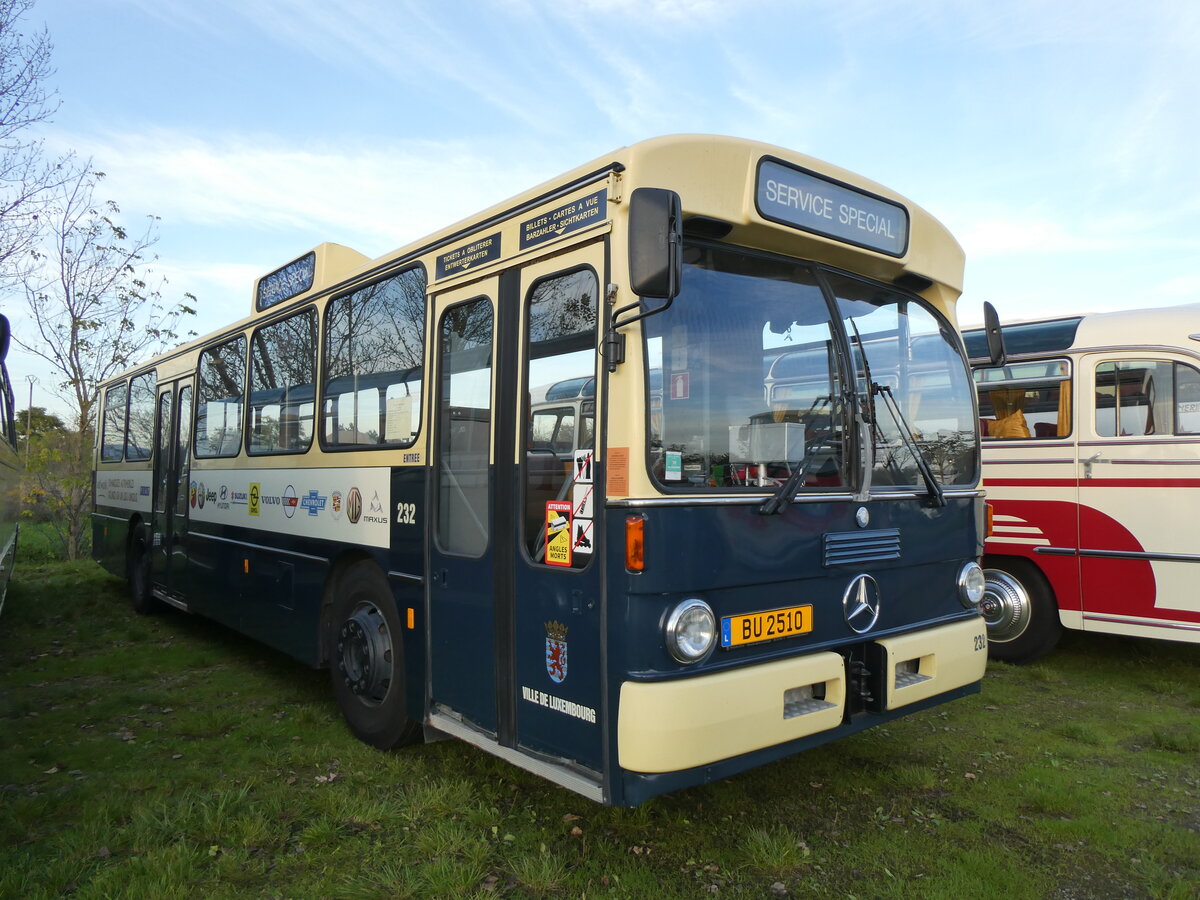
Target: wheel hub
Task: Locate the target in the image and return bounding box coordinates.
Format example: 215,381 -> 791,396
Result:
336,602 -> 393,706
981,570 -> 1031,644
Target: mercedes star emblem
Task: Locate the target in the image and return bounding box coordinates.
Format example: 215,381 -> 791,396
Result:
843,573 -> 881,634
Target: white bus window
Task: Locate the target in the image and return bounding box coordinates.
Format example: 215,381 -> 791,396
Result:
531,406 -> 576,453
1095,360 -> 1174,437
249,308 -> 317,454
101,383 -> 127,462
1175,364 -> 1200,435
195,336 -> 247,458
974,360 -> 1071,440
323,266 -> 426,448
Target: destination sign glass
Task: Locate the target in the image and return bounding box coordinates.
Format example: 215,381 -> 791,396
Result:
256,251 -> 316,311
756,159 -> 908,256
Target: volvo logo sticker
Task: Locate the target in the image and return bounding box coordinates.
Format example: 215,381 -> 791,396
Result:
843,574 -> 881,633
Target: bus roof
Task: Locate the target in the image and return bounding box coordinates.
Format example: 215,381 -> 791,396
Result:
105,134 -> 966,387
964,302 -> 1200,361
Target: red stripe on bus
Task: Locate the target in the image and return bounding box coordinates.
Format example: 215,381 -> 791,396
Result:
986,478 -> 1200,489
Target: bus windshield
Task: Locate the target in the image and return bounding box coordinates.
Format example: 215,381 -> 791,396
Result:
645,244 -> 977,491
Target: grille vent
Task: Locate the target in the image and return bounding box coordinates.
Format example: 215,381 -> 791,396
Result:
823,528 -> 901,567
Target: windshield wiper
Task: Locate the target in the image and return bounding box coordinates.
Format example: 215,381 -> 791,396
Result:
758,419 -> 836,515
871,382 -> 946,507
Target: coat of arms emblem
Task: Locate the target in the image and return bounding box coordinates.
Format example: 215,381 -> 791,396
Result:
545,620 -> 568,683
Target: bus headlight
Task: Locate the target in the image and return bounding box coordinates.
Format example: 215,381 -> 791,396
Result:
958,562 -> 986,609
665,599 -> 717,663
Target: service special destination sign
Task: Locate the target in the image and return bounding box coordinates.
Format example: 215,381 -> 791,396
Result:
755,159 -> 908,257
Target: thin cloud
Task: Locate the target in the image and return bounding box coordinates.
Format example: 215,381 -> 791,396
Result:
49,130 -> 557,253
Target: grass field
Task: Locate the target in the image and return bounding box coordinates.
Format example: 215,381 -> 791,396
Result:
1,553 -> 1197,899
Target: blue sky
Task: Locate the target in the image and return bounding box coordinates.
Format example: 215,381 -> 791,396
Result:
9,0 -> 1200,414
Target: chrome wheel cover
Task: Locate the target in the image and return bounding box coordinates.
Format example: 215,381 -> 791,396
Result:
980,569 -> 1031,644
336,601 -> 393,706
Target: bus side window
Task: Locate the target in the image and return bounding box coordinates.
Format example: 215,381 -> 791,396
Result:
322,267 -> 426,449
1174,363 -> 1200,435
249,308 -> 317,454
195,336 -> 247,458
125,372 -> 156,460
1095,360 -> 1174,437
101,382 -> 128,462
975,360 -> 1071,440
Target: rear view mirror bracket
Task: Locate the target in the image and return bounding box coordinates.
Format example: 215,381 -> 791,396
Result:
605,188 -> 683,372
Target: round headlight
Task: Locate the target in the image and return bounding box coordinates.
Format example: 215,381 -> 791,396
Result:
958,561 -> 986,609
665,599 -> 717,663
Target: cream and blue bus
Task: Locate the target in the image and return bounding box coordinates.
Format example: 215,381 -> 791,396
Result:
92,135 -> 988,805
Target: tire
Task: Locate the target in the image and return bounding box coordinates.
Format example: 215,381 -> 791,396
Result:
328,560 -> 422,750
127,523 -> 157,615
980,558 -> 1063,664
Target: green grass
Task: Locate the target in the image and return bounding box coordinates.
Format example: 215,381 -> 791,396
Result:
2,560 -> 1198,899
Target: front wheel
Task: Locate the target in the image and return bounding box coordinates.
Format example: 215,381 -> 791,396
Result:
328,561 -> 422,750
980,559 -> 1062,664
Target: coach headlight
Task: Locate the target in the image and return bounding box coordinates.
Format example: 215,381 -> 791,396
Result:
958,561 -> 986,610
665,598 -> 717,663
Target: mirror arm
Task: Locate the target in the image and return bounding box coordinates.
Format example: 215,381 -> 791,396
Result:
603,297 -> 675,373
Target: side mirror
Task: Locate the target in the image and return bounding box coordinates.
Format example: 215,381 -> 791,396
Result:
0,314 -> 9,363
628,188 -> 682,300
982,301 -> 1007,367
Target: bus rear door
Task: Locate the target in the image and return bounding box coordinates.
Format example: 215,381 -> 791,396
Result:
149,378 -> 192,601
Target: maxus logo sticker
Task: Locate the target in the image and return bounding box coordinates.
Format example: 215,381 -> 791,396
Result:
346,487 -> 362,524
363,490 -> 388,525
545,620 -> 568,683
282,484 -> 298,518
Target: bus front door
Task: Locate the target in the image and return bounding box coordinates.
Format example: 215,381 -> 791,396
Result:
428,248 -> 607,789
149,379 -> 192,598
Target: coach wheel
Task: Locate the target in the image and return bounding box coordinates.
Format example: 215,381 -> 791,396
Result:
127,524 -> 156,615
981,560 -> 1062,664
329,561 -> 422,750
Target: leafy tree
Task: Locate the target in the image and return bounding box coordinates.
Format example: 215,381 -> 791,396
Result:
15,165 -> 196,558
14,403 -> 62,439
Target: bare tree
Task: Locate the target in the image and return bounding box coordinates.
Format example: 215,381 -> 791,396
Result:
0,0 -> 70,286
16,165 -> 195,557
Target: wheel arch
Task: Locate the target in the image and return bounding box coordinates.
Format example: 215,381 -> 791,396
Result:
317,547 -> 378,668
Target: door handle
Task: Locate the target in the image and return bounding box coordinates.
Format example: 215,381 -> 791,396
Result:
1082,452 -> 1102,479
